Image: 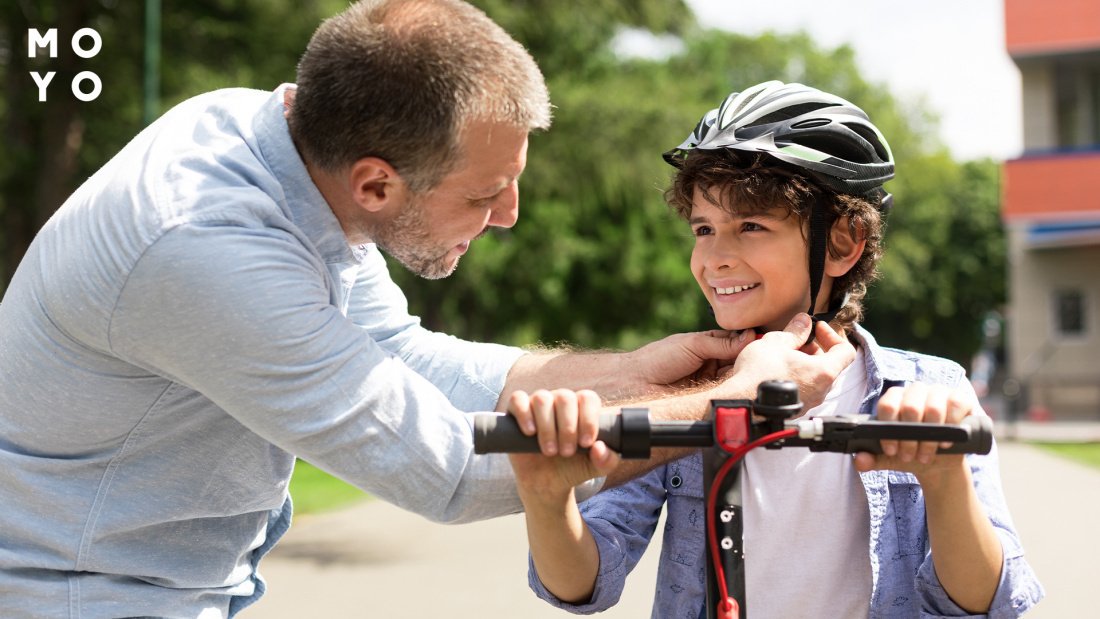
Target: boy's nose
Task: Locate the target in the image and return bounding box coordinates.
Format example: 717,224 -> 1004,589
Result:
704,243 -> 741,270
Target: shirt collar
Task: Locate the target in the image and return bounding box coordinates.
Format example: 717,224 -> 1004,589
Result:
252,83 -> 360,265
851,324 -> 918,416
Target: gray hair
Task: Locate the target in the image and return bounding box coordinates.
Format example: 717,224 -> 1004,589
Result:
288,0 -> 551,192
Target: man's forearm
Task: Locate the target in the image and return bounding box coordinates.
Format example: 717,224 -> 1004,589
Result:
599,374 -> 759,486
501,352 -> 774,485
496,318 -> 857,488
498,349 -> 653,409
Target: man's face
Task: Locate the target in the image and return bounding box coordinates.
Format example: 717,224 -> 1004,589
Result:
367,121 -> 528,279
689,188 -> 823,332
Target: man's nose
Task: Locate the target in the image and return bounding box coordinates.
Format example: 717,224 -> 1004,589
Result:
487,183 -> 519,228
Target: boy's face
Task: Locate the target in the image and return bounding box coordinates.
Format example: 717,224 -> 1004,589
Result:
688,187 -> 822,332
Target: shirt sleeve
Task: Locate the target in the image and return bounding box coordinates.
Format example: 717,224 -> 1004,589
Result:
108,222 -> 521,523
344,245 -> 526,413
913,381 -> 1045,618
528,466 -> 668,613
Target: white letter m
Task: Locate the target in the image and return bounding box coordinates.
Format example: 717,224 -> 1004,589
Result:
27,28 -> 58,59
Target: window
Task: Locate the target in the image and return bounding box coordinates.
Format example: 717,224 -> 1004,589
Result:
1053,59 -> 1100,148
1053,289 -> 1086,337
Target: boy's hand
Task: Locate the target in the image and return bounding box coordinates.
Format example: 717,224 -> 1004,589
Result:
853,383 -> 973,483
505,389 -> 620,504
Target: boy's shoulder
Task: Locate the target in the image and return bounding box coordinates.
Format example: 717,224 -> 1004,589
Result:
856,326 -> 967,388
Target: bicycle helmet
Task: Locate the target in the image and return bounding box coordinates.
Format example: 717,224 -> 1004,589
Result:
664,81 -> 895,336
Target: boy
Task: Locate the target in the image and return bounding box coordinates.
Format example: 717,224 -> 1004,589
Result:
505,81 -> 1043,617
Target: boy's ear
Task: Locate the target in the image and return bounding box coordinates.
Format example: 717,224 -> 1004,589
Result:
824,216 -> 866,277
348,157 -> 408,214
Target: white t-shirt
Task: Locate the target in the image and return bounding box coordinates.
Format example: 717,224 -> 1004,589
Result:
743,347 -> 872,618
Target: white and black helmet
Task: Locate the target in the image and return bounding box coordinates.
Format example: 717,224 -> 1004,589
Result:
665,81 -> 896,332
664,80 -> 894,200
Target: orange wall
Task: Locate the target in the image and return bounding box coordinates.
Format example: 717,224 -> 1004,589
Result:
1003,153 -> 1100,219
1005,0 -> 1100,55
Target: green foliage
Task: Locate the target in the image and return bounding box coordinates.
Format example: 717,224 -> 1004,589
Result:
471,0 -> 694,78
392,19 -> 1002,364
0,1 -> 1007,366
0,0 -> 344,286
863,158 -> 1006,364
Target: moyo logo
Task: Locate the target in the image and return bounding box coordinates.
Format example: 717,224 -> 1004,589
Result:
27,28 -> 103,102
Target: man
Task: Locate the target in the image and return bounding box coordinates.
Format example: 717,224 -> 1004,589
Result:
0,1 -> 853,616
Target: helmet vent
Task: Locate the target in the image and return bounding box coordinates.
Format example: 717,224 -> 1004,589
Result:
750,102 -> 835,128
844,122 -> 890,161
791,118 -> 832,130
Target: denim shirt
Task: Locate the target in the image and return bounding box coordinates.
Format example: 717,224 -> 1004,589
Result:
530,326 -> 1044,618
0,86 -> 527,618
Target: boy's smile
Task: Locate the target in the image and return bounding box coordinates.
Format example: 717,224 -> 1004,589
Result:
688,188 -> 824,333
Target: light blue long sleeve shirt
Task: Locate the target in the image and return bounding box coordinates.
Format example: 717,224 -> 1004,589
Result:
530,327 -> 1044,618
0,85 -> 527,618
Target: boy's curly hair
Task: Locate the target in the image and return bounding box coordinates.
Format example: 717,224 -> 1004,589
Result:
664,150 -> 884,333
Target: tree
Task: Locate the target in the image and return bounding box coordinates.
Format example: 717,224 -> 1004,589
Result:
863,158 -> 1006,364
0,1 -> 1006,367
0,0 -> 343,289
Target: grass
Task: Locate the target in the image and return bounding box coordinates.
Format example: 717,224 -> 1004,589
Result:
1030,442 -> 1100,471
288,459 -> 369,515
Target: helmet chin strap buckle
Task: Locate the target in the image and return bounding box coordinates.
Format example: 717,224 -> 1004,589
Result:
736,289 -> 848,346
806,292 -> 849,346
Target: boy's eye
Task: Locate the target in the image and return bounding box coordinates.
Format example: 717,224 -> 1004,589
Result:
692,225 -> 713,237
741,221 -> 765,233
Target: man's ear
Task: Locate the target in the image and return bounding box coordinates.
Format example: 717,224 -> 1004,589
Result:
348,157 -> 406,214
824,215 -> 866,277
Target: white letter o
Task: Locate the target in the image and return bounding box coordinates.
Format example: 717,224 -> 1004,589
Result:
72,71 -> 102,101
71,28 -> 102,58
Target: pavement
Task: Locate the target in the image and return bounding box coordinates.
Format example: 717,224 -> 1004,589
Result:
247,432 -> 1098,618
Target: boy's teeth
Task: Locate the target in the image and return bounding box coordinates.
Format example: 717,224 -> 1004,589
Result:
716,283 -> 758,295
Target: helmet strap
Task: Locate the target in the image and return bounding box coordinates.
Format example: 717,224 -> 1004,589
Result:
806,196 -> 832,315
806,196 -> 840,345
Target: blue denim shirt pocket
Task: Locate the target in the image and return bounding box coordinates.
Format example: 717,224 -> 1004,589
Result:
886,470 -> 927,559
660,458 -> 708,600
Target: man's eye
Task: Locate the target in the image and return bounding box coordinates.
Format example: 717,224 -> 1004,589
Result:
470,194 -> 498,208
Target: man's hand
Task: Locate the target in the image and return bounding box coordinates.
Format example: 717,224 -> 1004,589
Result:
717,315 -> 856,411
620,329 -> 755,395
505,389 -> 620,503
853,383 -> 973,484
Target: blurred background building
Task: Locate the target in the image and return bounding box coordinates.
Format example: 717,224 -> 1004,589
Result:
1002,0 -> 1100,421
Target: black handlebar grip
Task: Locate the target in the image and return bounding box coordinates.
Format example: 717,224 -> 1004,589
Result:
473,409 -> 653,459
473,414 -> 537,454
844,415 -> 993,455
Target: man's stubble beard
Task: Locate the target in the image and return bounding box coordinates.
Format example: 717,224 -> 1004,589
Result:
365,193 -> 459,280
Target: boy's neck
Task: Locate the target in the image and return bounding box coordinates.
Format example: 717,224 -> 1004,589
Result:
742,321 -> 852,345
